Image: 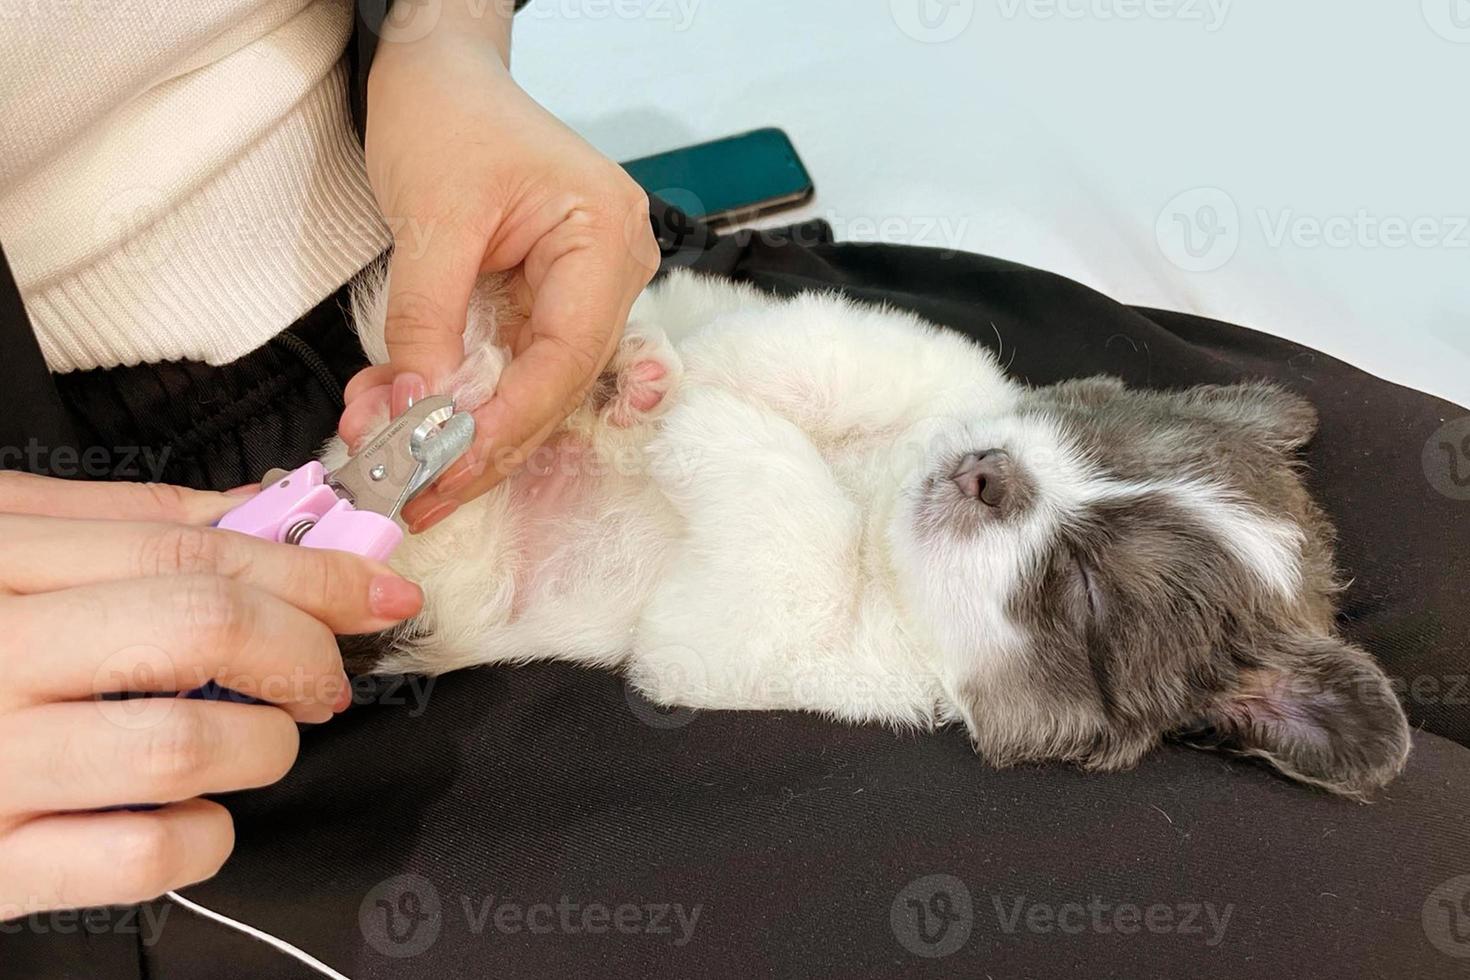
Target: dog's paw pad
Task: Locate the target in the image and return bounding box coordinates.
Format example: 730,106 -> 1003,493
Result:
601,334 -> 679,428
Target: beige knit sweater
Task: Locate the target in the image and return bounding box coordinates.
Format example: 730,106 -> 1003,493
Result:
0,0 -> 391,373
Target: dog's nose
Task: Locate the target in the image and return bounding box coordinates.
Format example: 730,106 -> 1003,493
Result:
951,450 -> 1010,507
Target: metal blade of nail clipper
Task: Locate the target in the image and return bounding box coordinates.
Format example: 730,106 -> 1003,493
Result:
329,394 -> 476,524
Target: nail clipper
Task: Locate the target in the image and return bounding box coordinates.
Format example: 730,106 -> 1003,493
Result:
216,395 -> 475,561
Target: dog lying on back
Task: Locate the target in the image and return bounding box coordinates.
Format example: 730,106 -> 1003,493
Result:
327,268 -> 1410,798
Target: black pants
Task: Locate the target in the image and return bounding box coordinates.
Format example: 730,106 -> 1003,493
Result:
7,211 -> 1470,979
45,283 -> 367,492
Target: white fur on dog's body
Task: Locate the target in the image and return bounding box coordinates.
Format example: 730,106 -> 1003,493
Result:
326,270 -> 1027,731
321,264 -> 1422,799
325,268 -> 1416,797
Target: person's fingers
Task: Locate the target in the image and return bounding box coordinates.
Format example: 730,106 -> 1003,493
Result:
391,372 -> 428,416
0,700 -> 300,813
401,240 -> 643,529
0,471 -> 236,525
4,577 -> 349,719
343,364 -> 395,404
338,383 -> 391,452
0,516 -> 422,633
0,798 -> 234,915
338,372 -> 424,452
399,486 -> 460,534
382,228 -> 484,387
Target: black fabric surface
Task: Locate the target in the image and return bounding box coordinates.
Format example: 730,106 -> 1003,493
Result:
4,209 -> 1470,978
46,283 -> 367,491
0,241 -> 79,470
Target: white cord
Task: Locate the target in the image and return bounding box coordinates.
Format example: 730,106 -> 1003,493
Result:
165,890 -> 355,980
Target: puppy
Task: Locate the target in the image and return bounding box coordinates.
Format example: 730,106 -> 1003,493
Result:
327,268 -> 1409,798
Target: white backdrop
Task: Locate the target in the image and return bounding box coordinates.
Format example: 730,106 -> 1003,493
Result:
513,0 -> 1470,407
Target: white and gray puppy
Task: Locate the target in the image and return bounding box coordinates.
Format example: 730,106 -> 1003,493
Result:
328,268 -> 1409,798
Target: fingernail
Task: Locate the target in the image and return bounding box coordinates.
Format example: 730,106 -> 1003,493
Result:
225,483 -> 258,496
392,372 -> 427,416
369,574 -> 424,620
333,674 -> 354,713
436,453 -> 484,496
407,498 -> 459,534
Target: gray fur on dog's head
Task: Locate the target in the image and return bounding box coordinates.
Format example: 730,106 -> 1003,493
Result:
904,378 -> 1409,798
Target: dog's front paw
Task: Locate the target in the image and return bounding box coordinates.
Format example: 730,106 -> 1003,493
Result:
598,326 -> 682,429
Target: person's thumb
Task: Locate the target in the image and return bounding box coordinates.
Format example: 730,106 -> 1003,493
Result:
382,228 -> 484,387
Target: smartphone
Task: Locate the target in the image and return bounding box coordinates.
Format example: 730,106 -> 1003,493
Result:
621,128 -> 815,228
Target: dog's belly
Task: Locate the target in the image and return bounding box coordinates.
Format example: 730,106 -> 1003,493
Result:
501,435 -> 676,649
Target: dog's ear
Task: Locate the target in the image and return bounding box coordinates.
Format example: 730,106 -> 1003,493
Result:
1183,382 -> 1319,451
1043,375 -> 1128,409
1185,635 -> 1409,797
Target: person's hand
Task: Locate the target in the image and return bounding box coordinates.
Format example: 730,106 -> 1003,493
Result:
342,17 -> 659,532
0,472 -> 423,918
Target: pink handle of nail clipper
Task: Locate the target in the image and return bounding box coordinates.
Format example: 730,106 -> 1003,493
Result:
113,461 -> 403,807
216,461 -> 403,561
